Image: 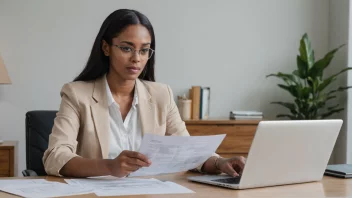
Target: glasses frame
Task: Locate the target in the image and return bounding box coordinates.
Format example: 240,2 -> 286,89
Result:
112,44 -> 155,59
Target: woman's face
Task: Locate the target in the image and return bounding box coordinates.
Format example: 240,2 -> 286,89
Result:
103,24 -> 152,81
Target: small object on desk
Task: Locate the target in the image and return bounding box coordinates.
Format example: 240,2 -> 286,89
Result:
325,164 -> 352,178
178,93 -> 192,120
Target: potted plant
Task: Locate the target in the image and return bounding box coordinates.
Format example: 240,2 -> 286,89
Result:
267,33 -> 352,119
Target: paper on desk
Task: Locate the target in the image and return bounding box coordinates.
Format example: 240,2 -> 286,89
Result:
0,179 -> 52,188
65,177 -> 156,187
0,182 -> 93,198
129,134 -> 226,177
65,177 -> 194,196
95,181 -> 194,196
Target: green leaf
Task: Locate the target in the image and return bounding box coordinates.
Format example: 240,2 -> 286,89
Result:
328,104 -> 339,110
320,108 -> 344,119
330,67 -> 352,79
294,98 -> 309,119
322,68 -> 352,93
301,87 -> 311,99
326,95 -> 337,101
317,76 -> 337,92
276,114 -> 297,119
277,84 -> 298,97
320,68 -> 352,95
296,55 -> 308,78
314,78 -> 320,92
314,103 -> 325,111
309,44 -> 345,79
299,33 -> 314,68
328,86 -> 352,96
266,72 -> 298,85
313,94 -> 332,112
271,102 -> 297,114
292,70 -> 304,86
293,70 -> 300,77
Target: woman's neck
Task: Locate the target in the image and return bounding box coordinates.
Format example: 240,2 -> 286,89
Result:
106,72 -> 135,97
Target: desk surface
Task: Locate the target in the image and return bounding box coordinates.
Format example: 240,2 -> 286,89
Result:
1,172 -> 351,198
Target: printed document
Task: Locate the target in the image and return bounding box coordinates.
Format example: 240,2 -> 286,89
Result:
65,177 -> 193,196
0,182 -> 93,198
129,134 -> 225,177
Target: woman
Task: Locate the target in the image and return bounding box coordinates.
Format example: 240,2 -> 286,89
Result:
43,9 -> 245,178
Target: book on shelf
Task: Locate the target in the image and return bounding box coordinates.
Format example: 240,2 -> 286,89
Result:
190,86 -> 201,120
187,86 -> 210,120
200,87 -> 210,119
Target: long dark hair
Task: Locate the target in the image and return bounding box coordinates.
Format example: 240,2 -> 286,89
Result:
74,9 -> 155,82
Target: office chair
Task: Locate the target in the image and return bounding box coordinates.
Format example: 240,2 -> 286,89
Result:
22,110 -> 57,176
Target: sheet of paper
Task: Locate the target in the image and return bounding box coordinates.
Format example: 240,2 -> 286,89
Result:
0,182 -> 93,198
0,179 -> 52,188
95,181 -> 193,196
65,177 -> 193,196
129,134 -> 226,177
65,177 -> 158,187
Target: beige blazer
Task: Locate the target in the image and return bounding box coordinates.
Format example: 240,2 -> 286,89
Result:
43,75 -> 193,176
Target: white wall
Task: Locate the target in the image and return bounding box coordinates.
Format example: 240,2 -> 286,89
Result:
348,0 -> 352,164
0,0 -> 330,176
328,0 -> 350,164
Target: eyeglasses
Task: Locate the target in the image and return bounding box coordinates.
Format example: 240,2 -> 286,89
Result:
112,45 -> 154,60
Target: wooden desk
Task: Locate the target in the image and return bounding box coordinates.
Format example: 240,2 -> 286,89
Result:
0,141 -> 16,177
185,119 -> 260,158
1,172 -> 351,197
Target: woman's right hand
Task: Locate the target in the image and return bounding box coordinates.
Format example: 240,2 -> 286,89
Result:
108,150 -> 152,177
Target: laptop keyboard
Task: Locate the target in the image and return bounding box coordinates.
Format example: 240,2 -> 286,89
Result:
211,177 -> 241,184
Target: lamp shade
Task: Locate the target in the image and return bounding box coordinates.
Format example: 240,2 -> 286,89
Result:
0,55 -> 11,84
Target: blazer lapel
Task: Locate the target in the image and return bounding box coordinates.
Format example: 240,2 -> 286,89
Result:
91,76 -> 109,159
136,79 -> 155,136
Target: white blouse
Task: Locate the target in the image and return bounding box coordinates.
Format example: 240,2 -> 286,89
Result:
106,80 -> 142,159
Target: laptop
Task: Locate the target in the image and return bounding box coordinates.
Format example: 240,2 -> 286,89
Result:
188,120 -> 343,189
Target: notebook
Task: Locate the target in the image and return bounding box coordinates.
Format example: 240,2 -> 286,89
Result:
324,164 -> 352,178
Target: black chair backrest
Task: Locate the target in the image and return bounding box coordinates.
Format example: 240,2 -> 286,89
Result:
25,110 -> 57,176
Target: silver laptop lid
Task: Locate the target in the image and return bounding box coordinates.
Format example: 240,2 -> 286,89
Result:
239,120 -> 342,189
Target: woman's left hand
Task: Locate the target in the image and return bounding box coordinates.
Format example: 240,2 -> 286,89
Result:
217,156 -> 246,177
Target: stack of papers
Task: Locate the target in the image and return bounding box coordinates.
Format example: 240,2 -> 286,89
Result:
0,178 -> 193,197
230,111 -> 263,120
65,177 -> 194,196
0,179 -> 93,198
